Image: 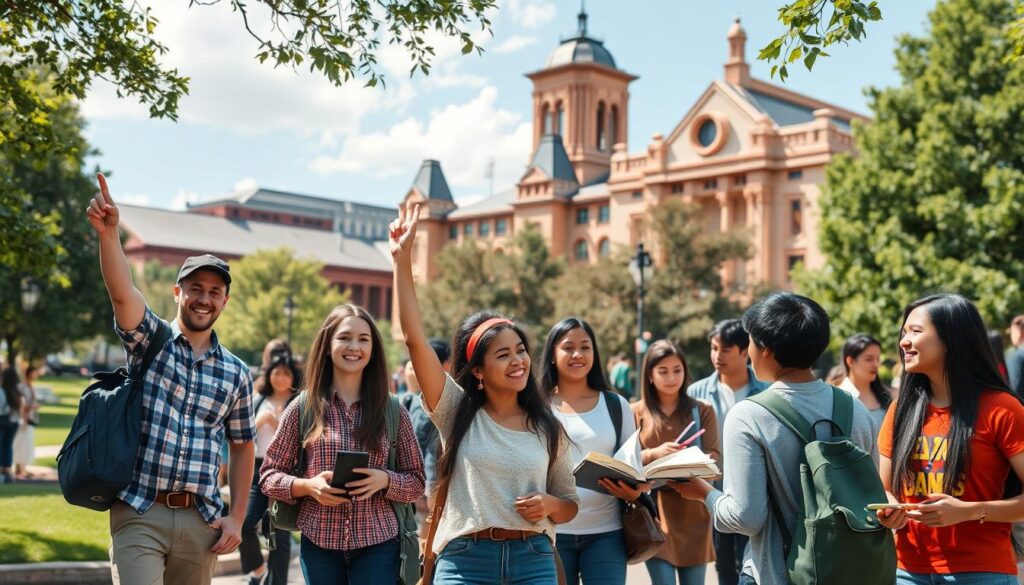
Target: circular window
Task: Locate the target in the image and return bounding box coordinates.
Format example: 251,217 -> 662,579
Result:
697,119 -> 717,147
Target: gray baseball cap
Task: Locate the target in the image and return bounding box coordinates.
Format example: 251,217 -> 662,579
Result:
176,254 -> 232,288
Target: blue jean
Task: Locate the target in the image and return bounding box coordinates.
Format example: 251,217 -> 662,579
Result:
0,421 -> 17,468
895,569 -> 1018,584
434,534 -> 559,585
238,459 -> 291,583
645,557 -> 707,585
738,575 -> 756,585
555,530 -> 627,585
299,535 -> 399,585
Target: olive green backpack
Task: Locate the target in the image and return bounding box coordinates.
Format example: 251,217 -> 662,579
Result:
748,387 -> 896,585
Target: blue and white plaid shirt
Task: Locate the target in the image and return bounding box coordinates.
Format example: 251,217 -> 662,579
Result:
115,307 -> 255,522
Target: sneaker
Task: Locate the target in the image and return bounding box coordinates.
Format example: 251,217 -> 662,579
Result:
248,572 -> 267,585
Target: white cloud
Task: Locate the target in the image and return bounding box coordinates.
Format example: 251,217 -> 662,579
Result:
493,35 -> 538,54
504,0 -> 557,29
118,193 -> 152,206
309,86 -> 532,195
232,177 -> 259,193
169,189 -> 205,211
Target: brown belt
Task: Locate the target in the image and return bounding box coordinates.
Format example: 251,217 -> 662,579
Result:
154,491 -> 195,509
466,528 -> 543,541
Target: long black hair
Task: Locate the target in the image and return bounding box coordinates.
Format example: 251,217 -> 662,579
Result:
540,317 -> 611,396
891,294 -> 1018,497
1,367 -> 21,414
842,333 -> 892,409
259,352 -> 302,398
435,310 -> 565,489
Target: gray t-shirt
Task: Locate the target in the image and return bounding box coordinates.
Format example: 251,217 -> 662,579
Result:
705,380 -> 878,585
423,374 -> 579,554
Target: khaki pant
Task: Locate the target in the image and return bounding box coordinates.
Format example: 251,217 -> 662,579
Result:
109,500 -> 220,585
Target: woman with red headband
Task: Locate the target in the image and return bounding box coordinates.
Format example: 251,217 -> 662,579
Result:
390,203 -> 579,585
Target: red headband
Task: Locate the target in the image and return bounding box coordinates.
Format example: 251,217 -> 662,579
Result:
466,318 -> 513,361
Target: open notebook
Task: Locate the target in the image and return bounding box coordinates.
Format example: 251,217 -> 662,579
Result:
573,441 -> 719,494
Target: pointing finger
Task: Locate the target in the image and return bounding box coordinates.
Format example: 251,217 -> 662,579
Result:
97,173 -> 114,206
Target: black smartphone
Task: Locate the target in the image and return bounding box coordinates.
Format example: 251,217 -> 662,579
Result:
330,450 -> 370,489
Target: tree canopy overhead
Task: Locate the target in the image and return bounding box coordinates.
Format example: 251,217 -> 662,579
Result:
797,0 -> 1024,345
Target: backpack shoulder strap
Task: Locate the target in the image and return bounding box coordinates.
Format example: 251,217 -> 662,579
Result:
748,389 -> 815,445
603,391 -> 623,451
690,404 -> 703,450
385,395 -> 401,471
135,319 -> 172,381
293,392 -> 309,474
830,386 -> 854,438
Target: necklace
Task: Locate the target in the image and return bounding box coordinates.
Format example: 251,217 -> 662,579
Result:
921,436 -> 946,473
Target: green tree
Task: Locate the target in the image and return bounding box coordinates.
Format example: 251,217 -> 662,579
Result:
135,260 -> 181,322
645,199 -> 752,375
552,247 -> 637,360
0,82 -> 111,366
796,0 -> 1024,347
0,1 -> 495,155
214,248 -> 348,362
494,224 -> 565,342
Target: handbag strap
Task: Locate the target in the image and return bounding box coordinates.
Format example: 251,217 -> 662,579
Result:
419,477 -> 451,584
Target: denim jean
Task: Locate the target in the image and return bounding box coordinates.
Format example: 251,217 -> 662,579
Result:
0,420 -> 17,468
713,529 -> 749,585
738,574 -> 756,585
434,534 -> 559,585
299,535 -> 399,585
645,557 -> 707,585
895,569 -> 1018,584
555,530 -> 627,585
238,458 -> 291,584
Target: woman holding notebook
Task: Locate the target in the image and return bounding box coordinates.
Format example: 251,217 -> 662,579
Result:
541,317 -> 646,585
632,340 -> 720,585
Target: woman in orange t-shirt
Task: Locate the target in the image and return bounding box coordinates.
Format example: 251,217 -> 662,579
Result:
876,294 -> 1024,585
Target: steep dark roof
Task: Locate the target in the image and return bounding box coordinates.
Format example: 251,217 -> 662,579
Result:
411,159 -> 454,202
529,134 -> 579,186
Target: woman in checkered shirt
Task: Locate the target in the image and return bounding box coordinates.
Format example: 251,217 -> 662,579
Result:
259,304 -> 426,584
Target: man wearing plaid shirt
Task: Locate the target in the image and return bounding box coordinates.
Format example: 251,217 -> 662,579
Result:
87,173 -> 257,585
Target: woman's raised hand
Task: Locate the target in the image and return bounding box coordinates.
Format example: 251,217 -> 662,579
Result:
389,202 -> 421,261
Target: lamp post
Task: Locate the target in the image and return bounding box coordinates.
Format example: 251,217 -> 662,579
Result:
628,243 -> 654,393
283,294 -> 297,346
20,277 -> 40,312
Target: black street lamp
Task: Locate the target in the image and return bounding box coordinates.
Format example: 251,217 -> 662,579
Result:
628,243 -> 654,392
283,294 -> 297,346
20,277 -> 41,312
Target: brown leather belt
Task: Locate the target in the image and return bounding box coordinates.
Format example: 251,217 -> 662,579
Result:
155,491 -> 195,509
467,528 -> 543,541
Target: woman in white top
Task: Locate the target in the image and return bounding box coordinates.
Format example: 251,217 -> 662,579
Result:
391,203 -> 579,585
239,350 -> 300,585
839,333 -> 892,431
13,364 -> 40,478
541,317 -> 645,585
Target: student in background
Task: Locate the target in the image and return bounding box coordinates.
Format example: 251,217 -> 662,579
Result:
877,294 -> 1024,585
13,364 -> 39,479
838,333 -> 892,431
633,340 -> 720,585
687,319 -> 766,585
259,305 -> 425,584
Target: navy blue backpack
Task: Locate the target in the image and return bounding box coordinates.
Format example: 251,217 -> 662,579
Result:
58,320 -> 172,510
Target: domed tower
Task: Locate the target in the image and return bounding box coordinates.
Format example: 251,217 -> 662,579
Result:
526,5 -> 637,186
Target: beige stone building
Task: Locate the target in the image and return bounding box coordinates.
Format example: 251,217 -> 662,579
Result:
401,9 -> 865,291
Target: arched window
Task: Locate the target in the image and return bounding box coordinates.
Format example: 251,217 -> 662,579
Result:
609,105 -> 619,148
598,238 -> 611,257
596,102 -> 606,150
541,103 -> 551,134
555,102 -> 565,136
574,239 -> 589,262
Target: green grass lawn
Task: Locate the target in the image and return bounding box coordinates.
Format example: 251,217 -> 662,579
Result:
0,484 -> 110,563
33,376 -> 90,448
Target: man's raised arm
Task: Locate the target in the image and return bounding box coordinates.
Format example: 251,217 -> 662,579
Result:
87,173 -> 146,331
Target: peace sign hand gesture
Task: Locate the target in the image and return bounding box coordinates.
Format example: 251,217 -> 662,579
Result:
87,173 -> 120,235
388,202 -> 420,261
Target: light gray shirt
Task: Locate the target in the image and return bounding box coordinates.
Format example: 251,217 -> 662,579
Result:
423,374 -> 579,554
705,380 -> 878,585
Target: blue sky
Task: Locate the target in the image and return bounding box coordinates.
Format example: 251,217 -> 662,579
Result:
83,1 -> 937,210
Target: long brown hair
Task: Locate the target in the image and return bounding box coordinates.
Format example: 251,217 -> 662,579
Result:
302,304 -> 390,451
641,339 -> 695,428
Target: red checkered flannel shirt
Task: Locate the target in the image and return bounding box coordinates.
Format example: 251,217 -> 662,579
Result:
259,393 -> 425,550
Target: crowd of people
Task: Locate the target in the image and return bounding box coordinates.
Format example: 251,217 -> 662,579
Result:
65,173 -> 1024,585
